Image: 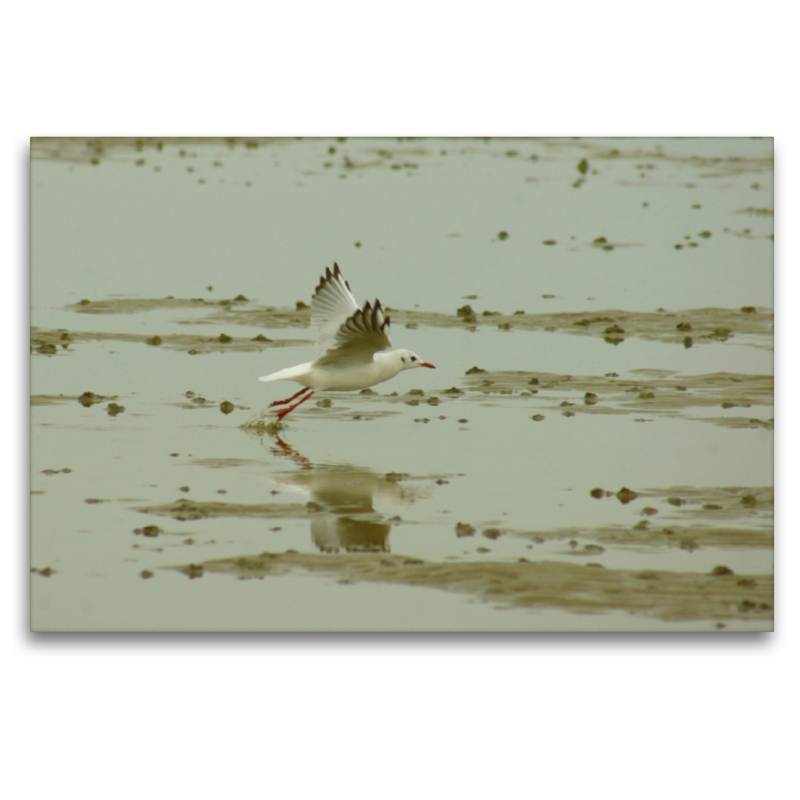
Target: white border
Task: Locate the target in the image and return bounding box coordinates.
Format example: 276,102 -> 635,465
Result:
6,3 -> 797,798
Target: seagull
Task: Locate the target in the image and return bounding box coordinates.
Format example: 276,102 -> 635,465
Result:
259,263 -> 435,420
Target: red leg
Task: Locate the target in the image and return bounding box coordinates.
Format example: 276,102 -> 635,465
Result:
269,386 -> 312,408
276,391 -> 315,420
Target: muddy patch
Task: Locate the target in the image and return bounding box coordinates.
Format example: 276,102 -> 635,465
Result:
135,464 -> 451,554
31,137 -> 290,164
31,325 -> 311,355
66,296 -> 241,315
460,369 -> 773,428
461,485 -> 772,548
31,392 -> 124,410
168,551 -> 773,623
206,304 -> 773,350
513,523 -> 771,550
235,369 -> 773,429
634,485 -> 773,525
66,296 -> 319,335
31,394 -> 80,406
135,498 -> 312,522
400,306 -> 773,350
240,368 -> 774,429
241,406 -> 401,430
55,295 -> 773,352
137,467 -> 446,524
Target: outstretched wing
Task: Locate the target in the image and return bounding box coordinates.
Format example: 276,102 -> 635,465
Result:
311,264 -> 392,366
311,263 -> 360,356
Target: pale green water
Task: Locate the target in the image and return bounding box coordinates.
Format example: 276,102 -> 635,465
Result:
30,137 -> 773,631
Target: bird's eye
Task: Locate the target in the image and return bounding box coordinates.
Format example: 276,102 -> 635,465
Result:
411,356 -> 417,362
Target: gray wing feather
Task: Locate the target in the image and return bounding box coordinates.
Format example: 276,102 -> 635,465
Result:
311,263 -> 360,356
311,264 -> 392,365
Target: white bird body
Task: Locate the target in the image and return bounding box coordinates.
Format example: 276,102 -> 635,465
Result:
259,263 -> 434,419
260,351 -> 412,392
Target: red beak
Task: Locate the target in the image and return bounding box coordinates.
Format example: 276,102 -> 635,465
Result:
420,362 -> 435,369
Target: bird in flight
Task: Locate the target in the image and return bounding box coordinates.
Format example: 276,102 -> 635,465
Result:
260,263 -> 435,420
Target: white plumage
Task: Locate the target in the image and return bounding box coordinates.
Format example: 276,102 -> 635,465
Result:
259,263 -> 435,419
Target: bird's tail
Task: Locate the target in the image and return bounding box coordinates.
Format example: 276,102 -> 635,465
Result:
258,362 -> 313,384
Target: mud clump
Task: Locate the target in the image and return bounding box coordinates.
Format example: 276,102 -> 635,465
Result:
455,522 -> 475,537
710,565 -> 734,576
78,391 -> 116,407
134,525 -> 163,538
616,487 -> 639,504
31,567 -> 55,577
184,564 -> 204,579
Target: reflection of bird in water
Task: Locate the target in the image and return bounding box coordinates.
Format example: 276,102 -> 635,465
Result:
259,263 -> 435,420
270,435 -> 312,469
267,437 -> 427,553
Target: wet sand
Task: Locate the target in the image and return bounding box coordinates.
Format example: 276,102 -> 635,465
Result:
54,296 -> 773,350
170,550 -> 772,623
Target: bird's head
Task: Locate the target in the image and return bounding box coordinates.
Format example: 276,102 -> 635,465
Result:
396,349 -> 435,371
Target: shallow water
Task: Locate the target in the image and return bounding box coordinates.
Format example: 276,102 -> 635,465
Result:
30,137 -> 773,631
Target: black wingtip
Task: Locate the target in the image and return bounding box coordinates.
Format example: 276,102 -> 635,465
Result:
373,299 -> 389,332
315,266 -> 333,298
333,262 -> 350,291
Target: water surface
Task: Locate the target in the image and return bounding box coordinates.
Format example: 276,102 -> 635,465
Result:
30,137 -> 774,631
